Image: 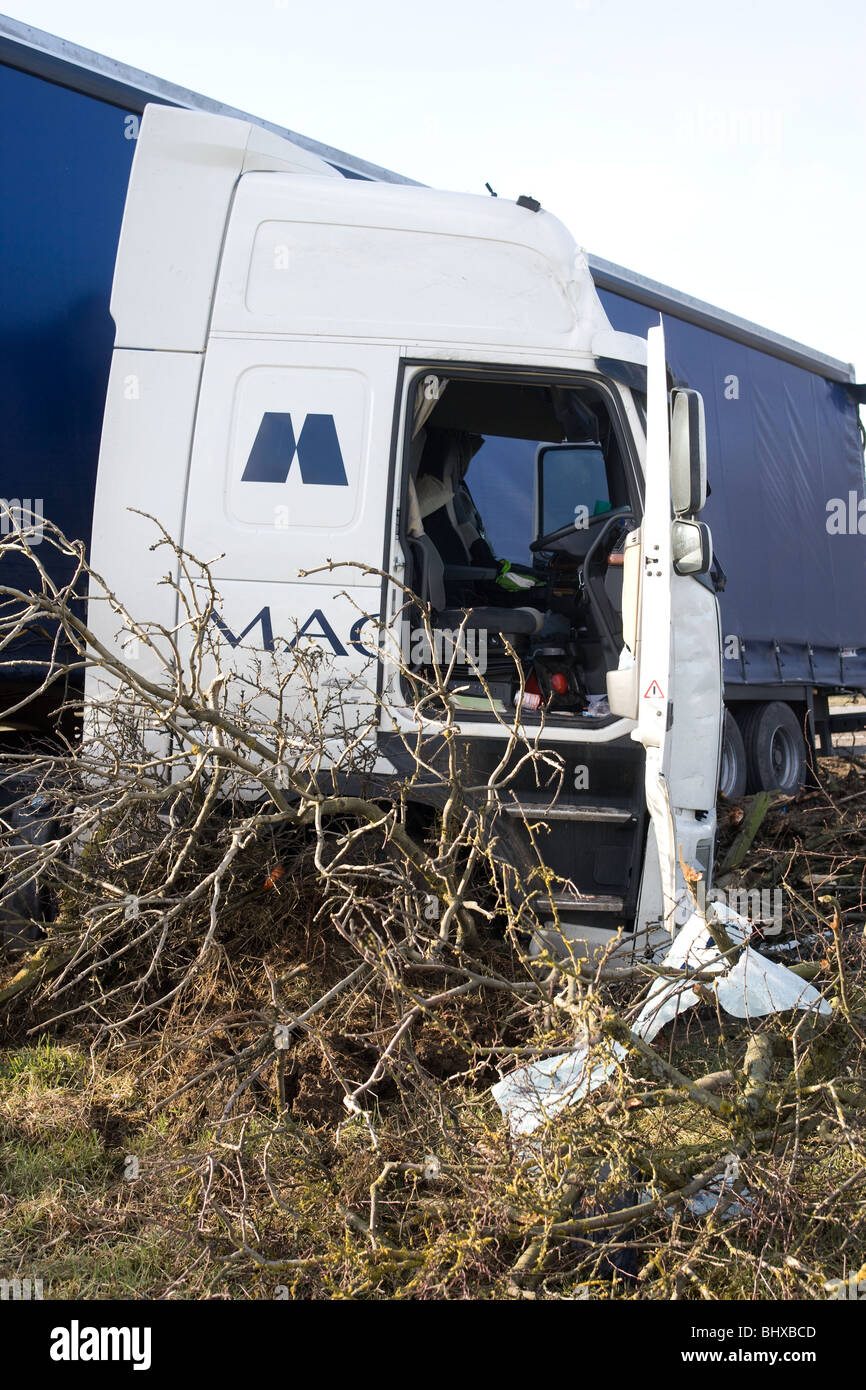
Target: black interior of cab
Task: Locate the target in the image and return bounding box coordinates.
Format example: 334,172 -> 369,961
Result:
402,374 -> 635,721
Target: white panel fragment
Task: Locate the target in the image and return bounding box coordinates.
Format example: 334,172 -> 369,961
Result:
493,906 -> 830,1138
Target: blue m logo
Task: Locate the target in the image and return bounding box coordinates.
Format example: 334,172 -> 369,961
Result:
241,412 -> 348,486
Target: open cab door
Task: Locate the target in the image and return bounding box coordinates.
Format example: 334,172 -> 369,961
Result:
607,321 -> 719,937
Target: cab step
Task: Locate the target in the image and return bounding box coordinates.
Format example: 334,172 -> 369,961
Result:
539,893 -> 626,914
505,801 -> 634,825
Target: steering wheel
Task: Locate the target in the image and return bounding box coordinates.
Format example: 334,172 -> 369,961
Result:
578,508 -> 635,669
530,504 -> 633,554
581,506 -> 634,575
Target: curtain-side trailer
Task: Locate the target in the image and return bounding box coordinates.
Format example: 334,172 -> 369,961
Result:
592,260 -> 866,794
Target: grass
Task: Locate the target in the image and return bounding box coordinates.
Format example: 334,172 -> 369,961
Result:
0,1016 -> 862,1299
0,1034 -> 208,1297
0,759 -> 864,1299
0,1035 -> 86,1090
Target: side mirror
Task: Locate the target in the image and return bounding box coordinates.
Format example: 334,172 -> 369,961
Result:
672,518 -> 712,575
670,388 -> 707,516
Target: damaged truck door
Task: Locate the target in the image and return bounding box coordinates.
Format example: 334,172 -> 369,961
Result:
609,323 -> 721,939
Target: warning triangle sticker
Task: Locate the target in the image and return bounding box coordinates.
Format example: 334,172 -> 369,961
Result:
643,680 -> 664,699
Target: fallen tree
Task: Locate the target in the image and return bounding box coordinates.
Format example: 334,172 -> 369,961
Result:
0,522 -> 864,1300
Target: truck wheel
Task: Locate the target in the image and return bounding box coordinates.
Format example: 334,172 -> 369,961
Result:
0,878 -> 44,953
1,795 -> 58,954
739,702 -> 806,795
718,711 -> 747,799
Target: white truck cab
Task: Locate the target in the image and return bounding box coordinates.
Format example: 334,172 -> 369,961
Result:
88,104 -> 723,958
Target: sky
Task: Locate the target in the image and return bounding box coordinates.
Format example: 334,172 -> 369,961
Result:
5,0 -> 865,375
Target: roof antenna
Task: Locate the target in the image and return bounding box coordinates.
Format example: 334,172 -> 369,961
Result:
484,182 -> 498,197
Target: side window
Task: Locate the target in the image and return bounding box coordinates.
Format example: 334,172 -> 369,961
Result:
409,375 -> 626,569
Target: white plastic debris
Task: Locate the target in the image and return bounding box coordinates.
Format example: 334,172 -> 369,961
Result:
677,1177 -> 753,1220
492,904 -> 830,1139
633,905 -> 831,1043
582,693 -> 610,718
672,1151 -> 752,1220
491,1043 -> 626,1138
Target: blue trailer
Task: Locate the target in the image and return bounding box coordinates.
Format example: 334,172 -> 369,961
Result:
1,15 -> 864,793
591,259 -> 866,778
0,16 -> 413,675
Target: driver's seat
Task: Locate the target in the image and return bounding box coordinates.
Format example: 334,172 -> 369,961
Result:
414,433 -> 496,573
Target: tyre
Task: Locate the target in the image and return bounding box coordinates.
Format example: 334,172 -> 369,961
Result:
0,794 -> 58,953
573,1161 -> 640,1284
718,710 -> 747,799
0,876 -> 43,953
738,701 -> 806,795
